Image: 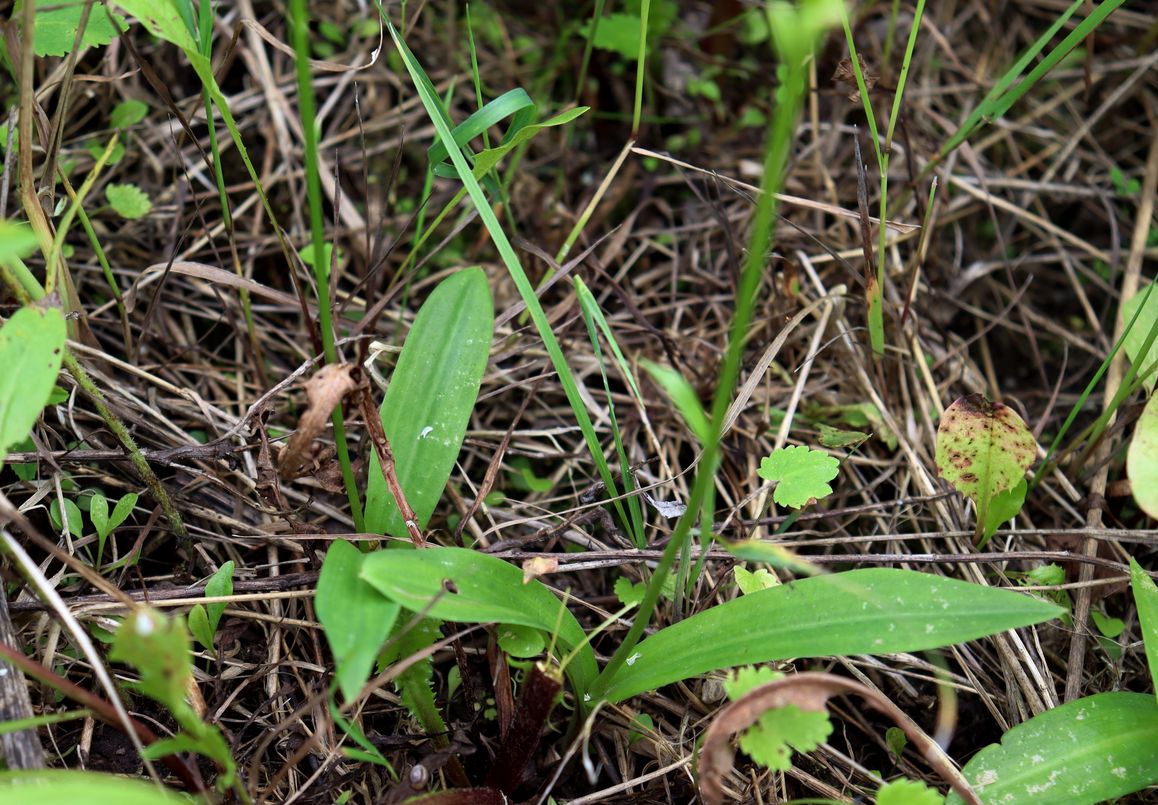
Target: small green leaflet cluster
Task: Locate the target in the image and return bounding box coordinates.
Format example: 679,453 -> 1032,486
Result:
723,667 -> 832,773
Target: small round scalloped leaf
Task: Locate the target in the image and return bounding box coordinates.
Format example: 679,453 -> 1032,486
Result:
757,446 -> 839,509
1127,393 -> 1158,519
935,394 -> 1036,523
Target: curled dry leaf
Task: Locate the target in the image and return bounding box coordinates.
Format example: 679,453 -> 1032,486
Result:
279,364 -> 358,480
522,556 -> 558,584
698,672 -> 980,805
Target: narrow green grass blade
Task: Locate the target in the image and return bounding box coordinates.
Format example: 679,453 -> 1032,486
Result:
946,692 -> 1158,805
933,0 -> 1122,166
576,279 -> 645,546
359,546 -> 598,696
598,568 -> 1062,703
365,268 -> 493,537
382,15 -> 623,529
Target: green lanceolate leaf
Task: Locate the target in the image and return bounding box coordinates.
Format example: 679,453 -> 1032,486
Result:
1130,557 -> 1158,698
360,547 -> 598,697
365,268 -> 493,537
316,540 -> 400,702
597,568 -> 1062,703
0,306 -> 67,464
0,770 -> 188,804
946,692 -> 1158,805
935,393 -> 1037,532
1127,393 -> 1158,519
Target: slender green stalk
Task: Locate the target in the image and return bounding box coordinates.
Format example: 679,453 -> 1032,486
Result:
590,8 -> 819,699
290,0 -> 364,531
632,0 -> 650,136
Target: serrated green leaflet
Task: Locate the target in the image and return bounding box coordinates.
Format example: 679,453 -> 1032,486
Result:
947,692 -> 1158,805
365,268 -> 493,537
359,547 -> 597,697
597,568 -> 1062,703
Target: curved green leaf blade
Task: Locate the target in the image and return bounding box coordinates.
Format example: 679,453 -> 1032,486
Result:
1127,393 -> 1158,518
365,268 -> 493,537
1130,557 -> 1158,699
316,540 -> 400,702
1121,282 -> 1158,393
0,306 -> 67,461
360,547 -> 598,696
0,770 -> 190,803
598,568 -> 1062,703
946,692 -> 1158,805
935,393 -> 1037,528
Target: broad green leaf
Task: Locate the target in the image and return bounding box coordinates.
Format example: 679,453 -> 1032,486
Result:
1130,557 -> 1158,699
876,778 -> 941,805
757,446 -> 840,509
0,219 -> 39,263
980,477 -> 1027,548
1121,283 -> 1158,392
26,0 -> 125,56
597,568 -> 1062,703
105,183 -> 153,219
0,306 -> 67,462
111,0 -> 199,51
316,540 -> 400,702
110,608 -> 192,712
110,99 -> 149,128
1127,393 -> 1158,518
359,546 -> 598,697
365,268 -> 493,537
935,393 -> 1037,529
0,770 -> 189,804
641,360 -> 710,444
946,692 -> 1158,805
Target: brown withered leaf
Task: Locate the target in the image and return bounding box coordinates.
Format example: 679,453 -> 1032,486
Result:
832,54 -> 877,101
279,363 -> 357,480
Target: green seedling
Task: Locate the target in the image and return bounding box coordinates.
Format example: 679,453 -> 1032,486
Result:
722,666 -> 832,773
90,491 -> 139,568
935,393 -> 1037,547
110,608 -> 250,802
876,778 -> 941,805
187,560 -> 234,655
21,0 -> 124,56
